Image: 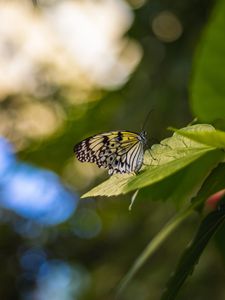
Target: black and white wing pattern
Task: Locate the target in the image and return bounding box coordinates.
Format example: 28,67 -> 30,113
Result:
74,131 -> 147,175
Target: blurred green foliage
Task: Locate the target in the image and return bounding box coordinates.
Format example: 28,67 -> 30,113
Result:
191,0 -> 225,124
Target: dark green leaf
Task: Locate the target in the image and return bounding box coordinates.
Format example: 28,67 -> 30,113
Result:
161,197 -> 225,300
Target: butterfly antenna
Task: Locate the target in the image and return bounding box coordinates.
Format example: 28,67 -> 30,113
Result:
141,109 -> 154,132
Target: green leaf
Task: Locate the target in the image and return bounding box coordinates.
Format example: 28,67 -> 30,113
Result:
172,125 -> 225,148
161,197 -> 225,300
82,125 -> 224,198
191,0 -> 225,122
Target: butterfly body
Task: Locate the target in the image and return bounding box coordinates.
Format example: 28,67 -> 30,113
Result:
74,130 -> 147,175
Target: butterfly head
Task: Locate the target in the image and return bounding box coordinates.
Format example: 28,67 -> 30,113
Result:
140,131 -> 148,146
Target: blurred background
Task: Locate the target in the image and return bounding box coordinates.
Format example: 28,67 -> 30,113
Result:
0,0 -> 225,299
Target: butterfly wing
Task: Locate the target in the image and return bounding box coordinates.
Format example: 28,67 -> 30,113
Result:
74,131 -> 145,175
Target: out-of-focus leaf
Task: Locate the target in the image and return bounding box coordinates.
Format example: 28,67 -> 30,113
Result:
161,197 -> 225,300
192,163 -> 225,209
82,125 -> 223,198
116,203 -> 195,299
191,0 -> 225,122
214,217 -> 225,266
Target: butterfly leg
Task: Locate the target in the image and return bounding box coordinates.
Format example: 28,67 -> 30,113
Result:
147,149 -> 157,161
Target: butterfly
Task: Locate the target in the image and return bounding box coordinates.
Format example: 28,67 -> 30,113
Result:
74,130 -> 148,175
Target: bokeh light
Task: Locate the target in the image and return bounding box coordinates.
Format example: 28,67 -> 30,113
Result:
13,220 -> 44,239
127,0 -> 146,9
19,248 -> 91,300
0,137 -> 16,181
0,136 -> 77,226
63,158 -> 105,190
152,11 -> 183,43
72,208 -> 102,239
0,0 -> 142,149
34,260 -> 90,300
20,247 -> 47,274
